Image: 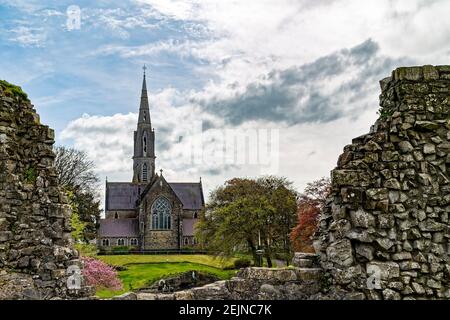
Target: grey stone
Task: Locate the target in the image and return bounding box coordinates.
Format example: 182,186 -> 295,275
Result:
350,209 -> 375,228
112,292 -> 138,300
355,244 -> 374,260
383,289 -> 401,300
398,141 -> 414,153
384,178 -> 401,190
423,144 -> 436,154
326,239 -> 354,267
367,262 -> 400,280
415,121 -> 440,131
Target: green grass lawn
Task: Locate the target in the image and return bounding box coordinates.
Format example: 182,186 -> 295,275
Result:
96,255 -> 237,298
98,254 -> 236,269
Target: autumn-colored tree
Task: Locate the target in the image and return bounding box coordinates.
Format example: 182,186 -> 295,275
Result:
291,177 -> 331,252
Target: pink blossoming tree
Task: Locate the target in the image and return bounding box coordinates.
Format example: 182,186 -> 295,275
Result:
81,257 -> 123,291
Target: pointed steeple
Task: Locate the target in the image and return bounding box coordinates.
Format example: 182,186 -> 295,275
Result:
138,65 -> 151,125
133,65 -> 156,184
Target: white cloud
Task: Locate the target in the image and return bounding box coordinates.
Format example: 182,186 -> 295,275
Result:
56,0 -> 450,201
8,26 -> 46,47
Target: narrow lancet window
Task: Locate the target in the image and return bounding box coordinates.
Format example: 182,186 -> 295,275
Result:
142,163 -> 148,182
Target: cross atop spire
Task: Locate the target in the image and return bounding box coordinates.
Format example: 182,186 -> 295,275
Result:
138,65 -> 150,125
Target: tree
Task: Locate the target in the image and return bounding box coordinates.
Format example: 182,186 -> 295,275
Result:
54,146 -> 98,192
54,146 -> 101,242
195,176 -> 298,267
257,176 -> 298,266
290,177 -> 331,252
81,257 -> 122,291
69,191 -> 87,242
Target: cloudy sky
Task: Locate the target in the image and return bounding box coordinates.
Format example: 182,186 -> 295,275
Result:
2,0 -> 450,206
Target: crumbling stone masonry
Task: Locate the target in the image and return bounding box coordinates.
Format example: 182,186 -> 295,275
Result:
0,81 -> 92,299
315,66 -> 450,300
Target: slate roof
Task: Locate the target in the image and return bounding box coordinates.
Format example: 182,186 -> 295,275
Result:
106,181 -> 204,211
98,218 -> 139,237
105,182 -> 141,210
169,182 -> 204,210
182,218 -> 196,236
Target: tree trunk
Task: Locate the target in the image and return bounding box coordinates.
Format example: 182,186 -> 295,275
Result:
247,239 -> 259,266
264,238 -> 272,268
266,254 -> 272,268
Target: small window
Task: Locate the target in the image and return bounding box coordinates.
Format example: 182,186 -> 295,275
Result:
130,238 -> 138,246
193,212 -> 198,219
117,238 -> 125,246
184,238 -> 189,246
102,239 -> 110,246
114,212 -> 119,219
142,163 -> 148,182
192,238 -> 196,245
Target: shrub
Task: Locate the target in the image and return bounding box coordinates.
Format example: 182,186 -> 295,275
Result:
112,246 -> 130,253
24,166 -> 37,183
75,243 -> 97,257
233,258 -> 252,269
81,257 -> 123,291
0,79 -> 29,101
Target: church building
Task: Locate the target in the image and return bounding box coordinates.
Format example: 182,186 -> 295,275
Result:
97,68 -> 204,251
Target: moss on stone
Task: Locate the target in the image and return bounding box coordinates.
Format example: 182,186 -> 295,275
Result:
0,79 -> 29,102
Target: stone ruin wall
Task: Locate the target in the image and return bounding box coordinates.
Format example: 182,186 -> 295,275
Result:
0,82 -> 91,299
315,65 -> 450,300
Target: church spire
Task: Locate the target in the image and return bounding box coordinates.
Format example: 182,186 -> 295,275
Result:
133,65 -> 155,184
138,65 -> 151,125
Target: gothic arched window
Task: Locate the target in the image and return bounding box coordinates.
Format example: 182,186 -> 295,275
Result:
114,212 -> 119,219
151,197 -> 171,230
143,135 -> 147,155
142,163 -> 148,182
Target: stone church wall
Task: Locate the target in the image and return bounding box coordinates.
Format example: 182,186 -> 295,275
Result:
141,181 -> 182,250
315,66 -> 450,300
0,81 -> 92,299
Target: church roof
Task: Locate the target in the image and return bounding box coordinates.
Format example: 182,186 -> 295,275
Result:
106,180 -> 204,211
105,182 -> 141,210
98,218 -> 139,237
169,182 -> 204,210
182,218 -> 196,236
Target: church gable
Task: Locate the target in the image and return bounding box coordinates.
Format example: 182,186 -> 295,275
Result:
139,173 -> 183,209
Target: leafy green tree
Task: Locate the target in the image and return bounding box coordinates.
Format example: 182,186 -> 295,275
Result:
54,146 -> 101,242
196,177 -> 298,267
68,191 -> 87,242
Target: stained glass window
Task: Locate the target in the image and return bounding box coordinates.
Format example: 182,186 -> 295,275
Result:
151,197 -> 171,230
